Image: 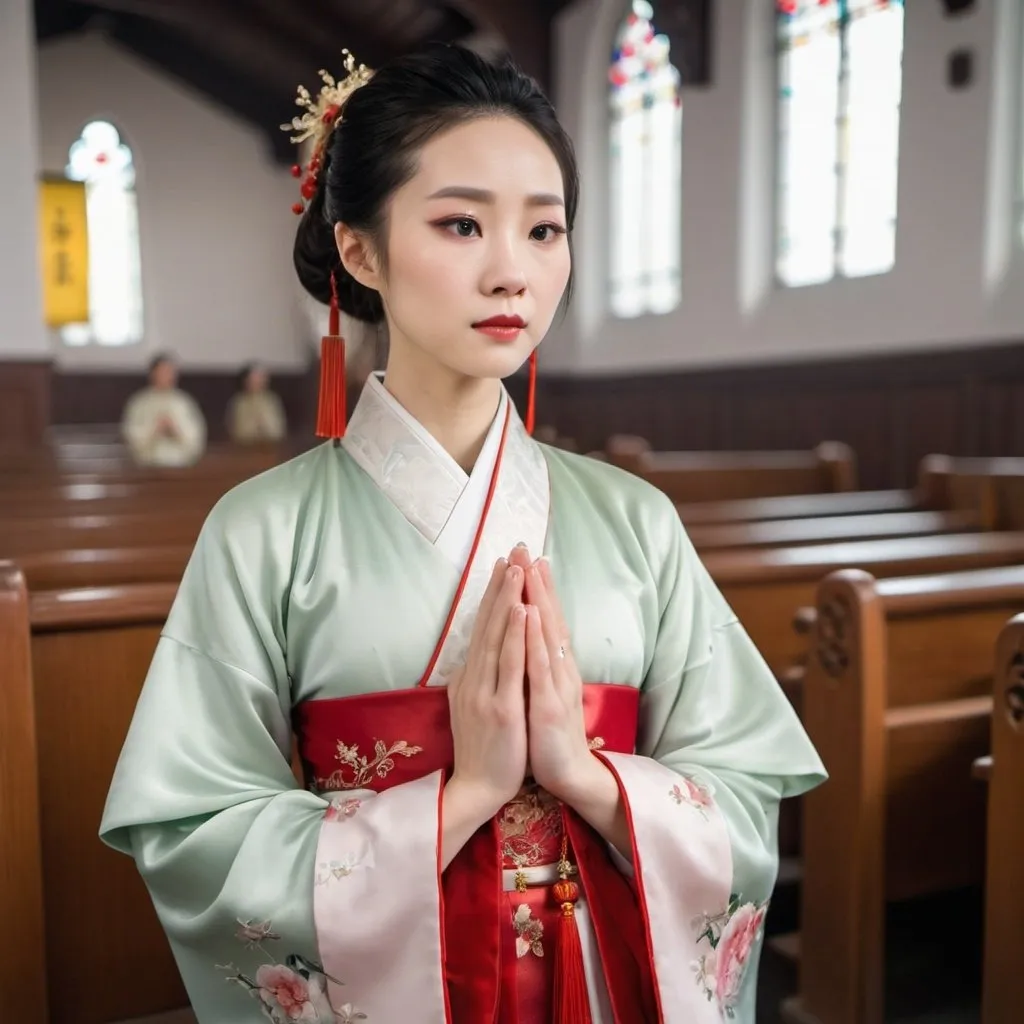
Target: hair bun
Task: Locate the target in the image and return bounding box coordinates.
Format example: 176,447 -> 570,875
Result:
293,178 -> 385,324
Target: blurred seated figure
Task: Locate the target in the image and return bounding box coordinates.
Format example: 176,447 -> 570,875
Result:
121,353 -> 207,467
227,362 -> 287,443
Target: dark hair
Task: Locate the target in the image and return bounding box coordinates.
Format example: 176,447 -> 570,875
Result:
148,353 -> 175,374
293,42 -> 579,325
237,361 -> 263,389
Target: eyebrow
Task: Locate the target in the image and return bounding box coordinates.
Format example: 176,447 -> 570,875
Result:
426,185 -> 564,208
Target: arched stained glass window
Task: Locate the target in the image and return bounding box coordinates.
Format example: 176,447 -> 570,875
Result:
776,0 -> 905,287
61,120 -> 144,346
609,0 -> 682,318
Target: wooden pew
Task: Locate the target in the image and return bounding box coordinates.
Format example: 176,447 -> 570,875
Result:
687,509 -> 979,552
678,488 -> 918,526
980,614 -> 1024,1024
0,564 -> 48,1020
704,532 -> 1024,681
29,583 -> 187,1024
604,438 -> 857,503
0,508 -> 208,556
917,455 -> 1024,530
784,565 -> 1024,1024
0,476 -> 236,519
26,582 -> 304,1024
15,545 -> 192,590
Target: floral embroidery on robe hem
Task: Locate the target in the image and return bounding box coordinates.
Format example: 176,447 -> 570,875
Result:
691,897 -> 768,1019
670,774 -> 715,819
218,920 -> 368,1022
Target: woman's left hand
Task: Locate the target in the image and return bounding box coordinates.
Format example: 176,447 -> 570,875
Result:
508,546 -> 634,857
508,546 -> 598,802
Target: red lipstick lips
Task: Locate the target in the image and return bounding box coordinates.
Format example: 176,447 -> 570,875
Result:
473,314 -> 526,341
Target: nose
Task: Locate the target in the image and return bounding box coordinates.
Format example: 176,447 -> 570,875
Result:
480,234 -> 528,298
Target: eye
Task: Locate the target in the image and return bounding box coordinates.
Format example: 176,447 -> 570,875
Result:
438,216 -> 480,238
530,223 -> 568,243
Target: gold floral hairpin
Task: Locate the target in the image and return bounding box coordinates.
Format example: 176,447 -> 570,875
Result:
281,49 -> 374,215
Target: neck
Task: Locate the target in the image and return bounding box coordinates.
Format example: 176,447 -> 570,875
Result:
382,340 -> 502,473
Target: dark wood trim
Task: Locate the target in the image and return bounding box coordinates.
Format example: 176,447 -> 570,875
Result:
0,362 -> 52,445
51,365 -> 318,441
511,340 -> 1024,490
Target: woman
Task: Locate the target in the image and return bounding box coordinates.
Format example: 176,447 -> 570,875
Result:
101,44 -> 825,1023
228,362 -> 288,443
121,352 -> 207,466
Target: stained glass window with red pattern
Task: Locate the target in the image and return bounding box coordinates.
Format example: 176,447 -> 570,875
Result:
61,120 -> 144,347
609,0 -> 682,318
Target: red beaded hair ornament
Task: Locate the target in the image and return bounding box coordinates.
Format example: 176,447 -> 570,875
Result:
282,51 -> 374,438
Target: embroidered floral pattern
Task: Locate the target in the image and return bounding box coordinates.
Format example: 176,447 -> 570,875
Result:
513,904 -> 545,958
218,921 -> 366,1022
670,775 -> 715,819
499,782 -> 564,869
315,854 -> 365,887
313,738 -> 423,791
691,896 -> 768,1019
324,796 -> 362,822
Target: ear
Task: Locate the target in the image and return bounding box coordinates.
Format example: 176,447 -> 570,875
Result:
335,223 -> 382,292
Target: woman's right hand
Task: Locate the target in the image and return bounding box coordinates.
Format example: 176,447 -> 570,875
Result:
442,558 -> 528,866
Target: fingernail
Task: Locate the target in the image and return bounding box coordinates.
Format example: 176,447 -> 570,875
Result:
515,541 -> 528,548
537,555 -> 551,564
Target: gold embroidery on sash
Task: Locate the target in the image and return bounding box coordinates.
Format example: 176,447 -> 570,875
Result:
313,739 -> 423,791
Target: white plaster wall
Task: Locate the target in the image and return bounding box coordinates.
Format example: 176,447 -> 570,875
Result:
36,32 -> 311,371
548,0 -> 1024,375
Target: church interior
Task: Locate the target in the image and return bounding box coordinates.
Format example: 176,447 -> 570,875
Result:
1,0 -> 1022,1022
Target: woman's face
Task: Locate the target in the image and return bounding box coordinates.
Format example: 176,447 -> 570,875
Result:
343,116 -> 571,385
246,367 -> 268,393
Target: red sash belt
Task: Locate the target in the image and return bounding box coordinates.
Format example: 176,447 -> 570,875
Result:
294,683 -> 658,1023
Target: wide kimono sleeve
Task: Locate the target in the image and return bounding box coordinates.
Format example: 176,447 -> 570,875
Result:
99,489 -> 450,1024
597,495 -> 827,1024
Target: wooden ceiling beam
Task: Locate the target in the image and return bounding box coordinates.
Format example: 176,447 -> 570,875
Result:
78,0 -> 321,95
449,0 -> 553,87
102,13 -> 296,161
248,0 -> 398,71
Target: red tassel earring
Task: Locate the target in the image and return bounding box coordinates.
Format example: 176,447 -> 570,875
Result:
525,349 -> 538,436
316,272 -> 347,439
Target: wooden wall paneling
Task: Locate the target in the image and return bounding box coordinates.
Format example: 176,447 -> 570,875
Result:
51,366 -> 318,440
0,361 -> 52,445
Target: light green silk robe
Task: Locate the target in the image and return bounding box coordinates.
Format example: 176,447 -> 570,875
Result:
101,377 -> 825,1023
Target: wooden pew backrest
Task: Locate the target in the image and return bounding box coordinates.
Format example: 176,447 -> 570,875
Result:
706,532 -> 1024,679
677,488 -> 917,526
605,440 -> 857,503
30,583 -> 186,1024
796,566 -> 1024,1024
0,564 -> 48,1020
687,509 -> 978,552
982,614 -> 1024,1024
16,545 -> 192,590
